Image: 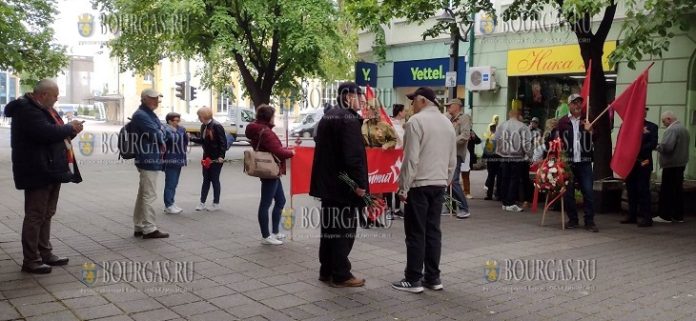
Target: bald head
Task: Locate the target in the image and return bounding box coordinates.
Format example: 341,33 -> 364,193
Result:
32,79 -> 59,108
197,107 -> 213,123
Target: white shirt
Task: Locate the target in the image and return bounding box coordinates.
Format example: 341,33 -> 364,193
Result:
569,113 -> 582,163
391,118 -> 405,149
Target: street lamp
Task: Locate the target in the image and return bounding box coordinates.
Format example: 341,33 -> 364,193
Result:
436,7 -> 473,100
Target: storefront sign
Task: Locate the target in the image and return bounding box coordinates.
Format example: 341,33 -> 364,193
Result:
355,62 -> 378,87
507,42 -> 617,76
393,57 -> 466,87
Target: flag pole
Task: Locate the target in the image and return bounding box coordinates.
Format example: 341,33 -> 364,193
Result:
590,105 -> 612,127
586,95 -> 590,120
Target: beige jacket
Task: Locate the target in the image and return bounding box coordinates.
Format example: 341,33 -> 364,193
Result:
449,111 -> 471,159
398,105 -> 457,196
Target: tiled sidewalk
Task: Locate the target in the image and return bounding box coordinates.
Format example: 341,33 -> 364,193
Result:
0,152 -> 695,321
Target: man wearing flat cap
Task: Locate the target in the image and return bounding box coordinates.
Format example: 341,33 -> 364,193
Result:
393,87 -> 456,293
131,88 -> 170,239
557,94 -> 598,232
443,98 -> 471,219
310,81 -> 368,288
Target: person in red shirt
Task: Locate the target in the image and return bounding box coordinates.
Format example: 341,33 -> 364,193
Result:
245,105 -> 295,245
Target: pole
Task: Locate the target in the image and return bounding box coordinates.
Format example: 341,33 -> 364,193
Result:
448,22 -> 459,100
467,12 -> 475,113
185,59 -> 191,114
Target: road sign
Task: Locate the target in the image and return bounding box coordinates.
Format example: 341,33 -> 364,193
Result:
445,71 -> 457,88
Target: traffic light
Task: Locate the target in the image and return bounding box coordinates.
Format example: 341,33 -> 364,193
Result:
189,86 -> 197,101
175,81 -> 186,101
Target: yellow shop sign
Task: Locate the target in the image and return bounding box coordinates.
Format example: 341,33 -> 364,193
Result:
507,42 -> 616,76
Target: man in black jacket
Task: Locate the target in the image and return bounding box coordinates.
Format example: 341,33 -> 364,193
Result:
557,94 -> 598,232
4,79 -> 84,274
310,82 -> 368,288
622,115 -> 658,227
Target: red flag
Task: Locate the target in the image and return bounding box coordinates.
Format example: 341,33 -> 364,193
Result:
580,59 -> 591,115
365,84 -> 375,100
609,63 -> 652,178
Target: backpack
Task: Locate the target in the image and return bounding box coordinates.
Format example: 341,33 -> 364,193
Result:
118,119 -> 138,159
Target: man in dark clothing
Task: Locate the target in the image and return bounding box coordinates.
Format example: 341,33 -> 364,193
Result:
557,94 -> 598,232
622,117 -> 658,227
310,82 -> 368,288
4,79 -> 84,274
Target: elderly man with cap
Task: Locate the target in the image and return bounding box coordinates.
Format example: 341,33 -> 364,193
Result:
310,82 -> 368,288
131,88 -> 169,239
444,98 -> 471,219
557,94 -> 598,232
392,87 -> 456,293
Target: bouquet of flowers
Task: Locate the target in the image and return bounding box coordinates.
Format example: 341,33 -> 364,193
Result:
532,138 -> 571,212
338,172 -> 386,221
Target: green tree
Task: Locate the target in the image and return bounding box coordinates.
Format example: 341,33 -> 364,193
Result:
347,0 -> 695,179
0,0 -> 68,85
93,0 -> 354,107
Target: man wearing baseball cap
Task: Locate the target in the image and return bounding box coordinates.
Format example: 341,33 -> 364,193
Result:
557,94 -> 598,232
393,87 -> 456,293
131,88 -> 169,239
443,98 -> 471,218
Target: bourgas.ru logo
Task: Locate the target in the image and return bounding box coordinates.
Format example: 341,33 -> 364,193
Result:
81,261 -> 194,286
485,259 -> 597,283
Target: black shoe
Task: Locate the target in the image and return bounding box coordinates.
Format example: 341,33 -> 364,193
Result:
566,221 -> 579,229
142,230 -> 170,239
21,263 -> 52,274
422,279 -> 443,291
620,219 -> 637,224
585,224 -> 599,233
42,255 -> 69,266
134,231 -> 143,237
484,196 -> 492,200
637,221 -> 653,227
391,279 -> 424,293
318,275 -> 331,283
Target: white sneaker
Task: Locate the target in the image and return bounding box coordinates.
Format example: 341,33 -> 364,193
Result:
262,236 -> 283,245
503,205 -> 524,212
456,211 -> 471,219
465,194 -> 473,199
164,205 -> 182,214
652,217 -> 672,223
273,233 -> 287,240
172,204 -> 183,212
195,203 -> 206,211
208,203 -> 220,212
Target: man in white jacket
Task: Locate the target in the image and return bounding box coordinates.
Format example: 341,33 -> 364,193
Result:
393,87 -> 457,294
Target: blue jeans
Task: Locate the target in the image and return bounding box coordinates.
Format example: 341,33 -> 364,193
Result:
258,178 -> 286,238
447,156 -> 469,212
564,162 -> 595,225
201,163 -> 222,203
163,166 -> 182,207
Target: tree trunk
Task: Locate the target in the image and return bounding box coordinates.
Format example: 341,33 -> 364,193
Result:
587,50 -> 612,180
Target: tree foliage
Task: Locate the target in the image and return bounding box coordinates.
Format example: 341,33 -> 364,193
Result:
93,0 -> 354,106
0,0 -> 68,85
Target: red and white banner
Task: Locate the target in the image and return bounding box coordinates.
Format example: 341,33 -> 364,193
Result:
290,146 -> 403,195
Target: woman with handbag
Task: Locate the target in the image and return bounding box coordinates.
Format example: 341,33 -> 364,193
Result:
461,129 -> 482,198
245,105 -> 295,245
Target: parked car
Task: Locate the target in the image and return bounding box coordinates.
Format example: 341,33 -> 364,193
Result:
290,108 -> 323,138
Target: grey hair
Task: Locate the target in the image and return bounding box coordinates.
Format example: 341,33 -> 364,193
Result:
33,79 -> 58,94
661,111 -> 677,121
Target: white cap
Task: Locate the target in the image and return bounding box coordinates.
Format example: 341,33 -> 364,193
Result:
141,88 -> 163,99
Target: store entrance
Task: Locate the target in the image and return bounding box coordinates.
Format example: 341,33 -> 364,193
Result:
508,74 -> 617,126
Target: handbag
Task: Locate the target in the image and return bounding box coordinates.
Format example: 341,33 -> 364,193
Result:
243,128 -> 280,178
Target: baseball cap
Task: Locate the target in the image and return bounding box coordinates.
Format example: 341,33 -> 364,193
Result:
445,98 -> 463,106
406,87 -> 439,107
141,88 -> 163,99
568,94 -> 583,103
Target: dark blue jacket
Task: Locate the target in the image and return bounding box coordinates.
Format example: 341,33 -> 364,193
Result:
4,94 -> 82,189
132,105 -> 166,171
636,120 -> 659,171
163,125 -> 188,168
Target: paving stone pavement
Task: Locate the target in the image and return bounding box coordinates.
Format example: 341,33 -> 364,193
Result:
0,129 -> 695,321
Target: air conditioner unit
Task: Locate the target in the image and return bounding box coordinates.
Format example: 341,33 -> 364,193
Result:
467,66 -> 497,91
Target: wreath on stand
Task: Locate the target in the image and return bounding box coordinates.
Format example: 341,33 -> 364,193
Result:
532,138 -> 572,212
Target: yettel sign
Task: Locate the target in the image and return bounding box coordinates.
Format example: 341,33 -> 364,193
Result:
393,57 -> 466,88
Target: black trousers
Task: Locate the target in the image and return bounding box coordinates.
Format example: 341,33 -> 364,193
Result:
625,163 -> 652,223
319,200 -> 358,283
659,166 -> 685,221
404,186 -> 445,283
500,159 -> 525,206
22,184 -> 61,265
485,156 -> 502,199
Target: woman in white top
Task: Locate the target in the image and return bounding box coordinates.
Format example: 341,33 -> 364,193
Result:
387,104 -> 406,218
